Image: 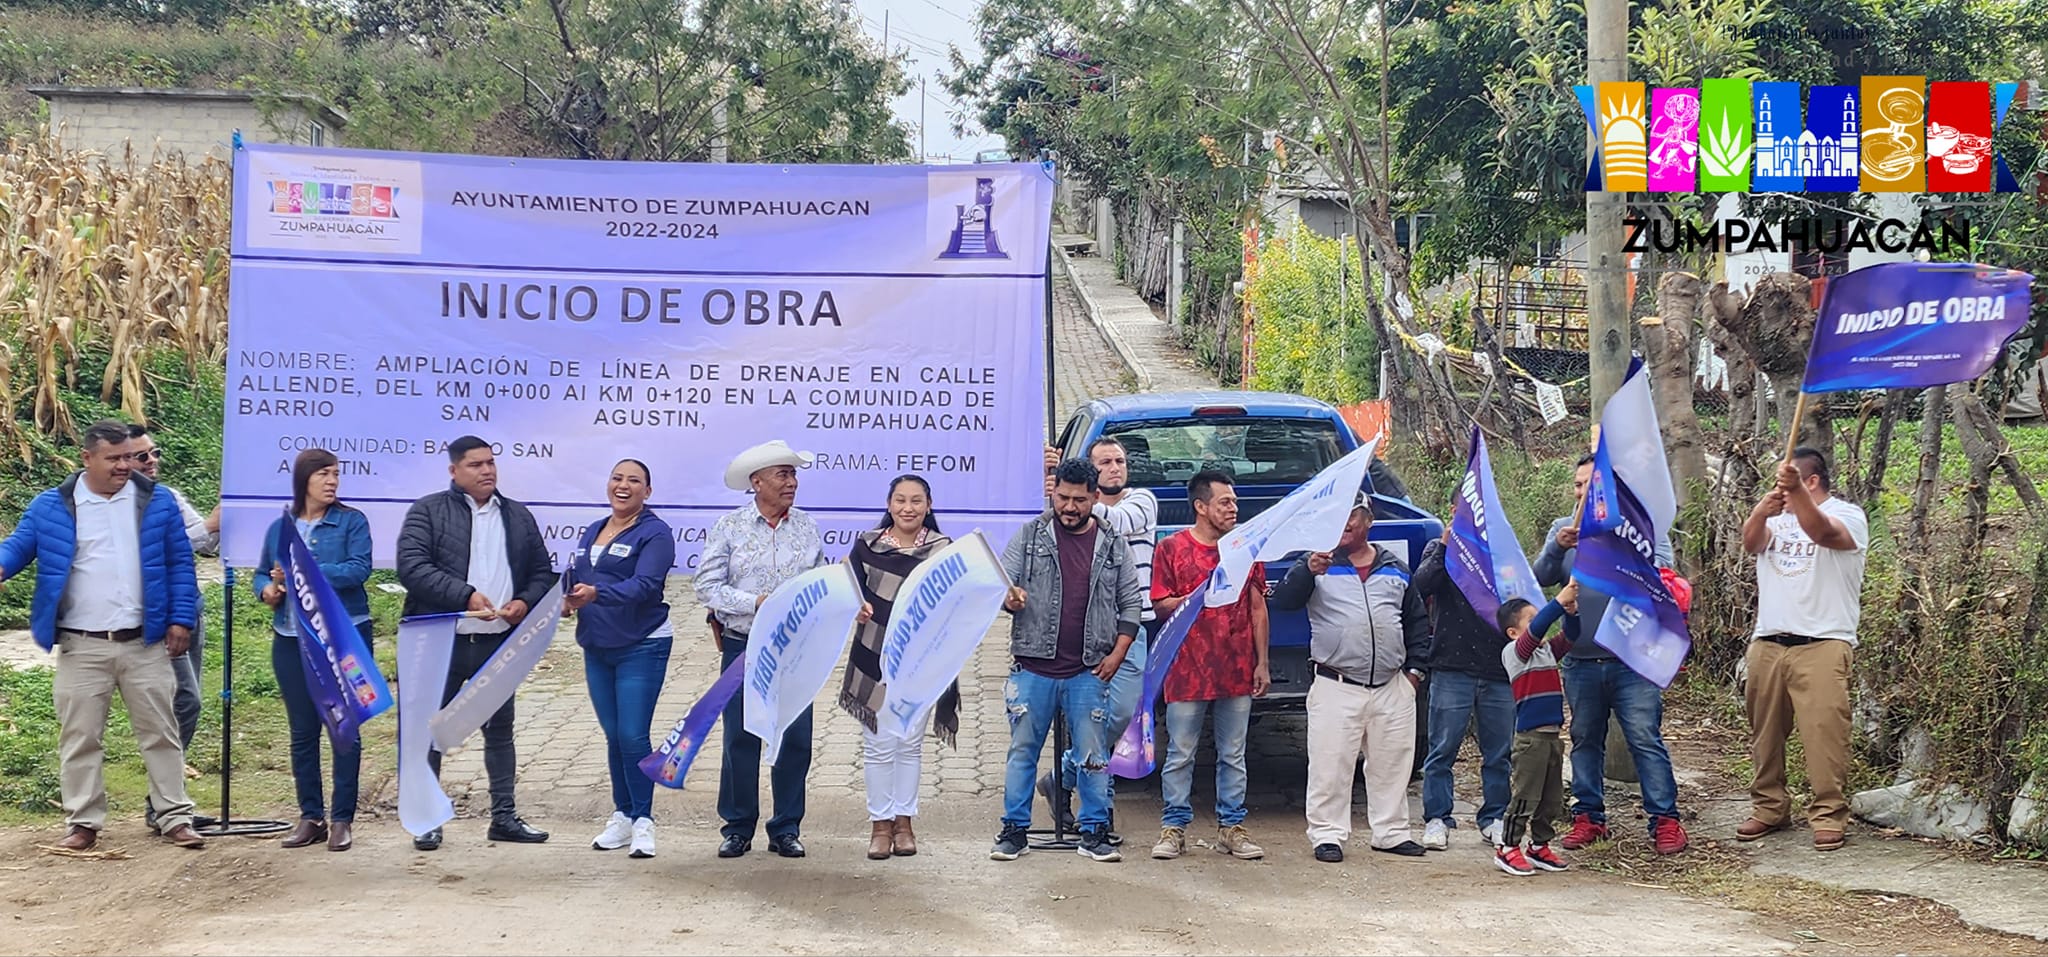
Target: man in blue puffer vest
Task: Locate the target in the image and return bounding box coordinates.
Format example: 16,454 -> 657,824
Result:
1,420 -> 205,851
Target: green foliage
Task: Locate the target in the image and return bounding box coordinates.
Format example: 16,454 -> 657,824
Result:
949,0 -> 1287,379
0,662 -> 62,812
1245,227 -> 1380,403
0,2 -> 913,161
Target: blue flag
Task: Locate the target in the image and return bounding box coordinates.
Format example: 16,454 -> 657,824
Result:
1446,426 -> 1544,629
278,515 -> 394,751
1573,421 -> 1691,687
641,657 -> 745,789
1804,262 -> 2034,393
1110,586 -> 1208,779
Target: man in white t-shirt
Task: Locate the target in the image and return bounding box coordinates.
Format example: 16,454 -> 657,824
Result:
1737,446 -> 1868,852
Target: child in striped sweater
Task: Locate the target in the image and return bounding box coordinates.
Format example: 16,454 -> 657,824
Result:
1493,580 -> 1581,877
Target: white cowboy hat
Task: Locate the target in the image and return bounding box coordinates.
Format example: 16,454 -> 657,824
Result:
724,439 -> 815,492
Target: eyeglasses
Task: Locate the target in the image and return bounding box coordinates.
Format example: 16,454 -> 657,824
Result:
134,449 -> 162,462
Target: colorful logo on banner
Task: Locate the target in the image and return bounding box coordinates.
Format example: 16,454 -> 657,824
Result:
268,180 -> 402,218
1581,78 -> 2025,193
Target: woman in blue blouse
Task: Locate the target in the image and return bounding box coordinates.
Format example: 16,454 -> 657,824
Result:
565,459 -> 676,859
256,448 -> 374,853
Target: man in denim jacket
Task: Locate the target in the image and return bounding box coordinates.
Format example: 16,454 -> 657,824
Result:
987,457 -> 1141,863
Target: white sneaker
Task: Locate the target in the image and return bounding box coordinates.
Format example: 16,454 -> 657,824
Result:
1422,819 -> 1450,851
592,812 -> 632,850
629,817 -> 656,859
1480,820 -> 1505,847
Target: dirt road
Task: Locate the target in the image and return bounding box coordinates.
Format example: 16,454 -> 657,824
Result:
7,791 -> 1803,956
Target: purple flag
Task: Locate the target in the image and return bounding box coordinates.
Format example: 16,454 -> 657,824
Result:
1572,433 -> 1692,687
278,515 -> 393,751
1110,586 -> 1208,779
1804,262 -> 2034,393
641,657 -> 745,789
1446,426 -> 1544,630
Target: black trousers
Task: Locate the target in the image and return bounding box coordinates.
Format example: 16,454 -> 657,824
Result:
426,630 -> 520,823
717,634 -> 813,841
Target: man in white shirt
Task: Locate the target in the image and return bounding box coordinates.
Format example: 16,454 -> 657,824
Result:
1,420 -> 204,851
1737,447 -> 1869,852
396,436 -> 561,851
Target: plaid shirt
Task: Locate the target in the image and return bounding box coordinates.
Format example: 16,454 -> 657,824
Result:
695,503 -> 827,636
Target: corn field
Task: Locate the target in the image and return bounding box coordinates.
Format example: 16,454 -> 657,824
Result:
0,133 -> 231,456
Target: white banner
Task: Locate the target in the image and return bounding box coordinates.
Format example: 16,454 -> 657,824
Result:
743,564 -> 865,766
1206,436 -> 1381,604
879,532 -> 1012,738
395,615 -> 457,837
427,580 -> 565,753
222,145 -> 1055,574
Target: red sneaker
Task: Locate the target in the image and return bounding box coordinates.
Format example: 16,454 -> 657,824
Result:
1494,846 -> 1537,876
1526,844 -> 1569,872
1560,814 -> 1608,850
1651,816 -> 1690,856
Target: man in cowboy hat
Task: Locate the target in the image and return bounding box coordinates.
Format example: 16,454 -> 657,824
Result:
697,439 -> 828,859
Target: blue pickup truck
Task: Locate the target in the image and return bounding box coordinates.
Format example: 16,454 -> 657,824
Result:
1053,390 -> 1446,715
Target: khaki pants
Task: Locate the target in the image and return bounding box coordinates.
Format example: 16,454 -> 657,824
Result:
1745,638 -> 1853,832
55,633 -> 195,832
1506,729 -> 1565,847
1304,675 -> 1416,849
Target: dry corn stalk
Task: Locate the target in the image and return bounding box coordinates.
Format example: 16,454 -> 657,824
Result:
0,131 -> 230,454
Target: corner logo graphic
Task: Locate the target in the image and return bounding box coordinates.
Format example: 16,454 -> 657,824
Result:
935,176 -> 1009,260
1580,77 -> 2026,194
248,152 -> 424,255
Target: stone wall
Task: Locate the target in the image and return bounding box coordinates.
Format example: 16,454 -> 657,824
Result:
46,95 -> 337,162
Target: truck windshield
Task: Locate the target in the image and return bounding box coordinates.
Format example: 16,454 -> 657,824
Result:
1103,417 -> 1344,488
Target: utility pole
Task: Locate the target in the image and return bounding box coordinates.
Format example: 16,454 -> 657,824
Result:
1585,0 -> 1630,410
920,76 -> 927,163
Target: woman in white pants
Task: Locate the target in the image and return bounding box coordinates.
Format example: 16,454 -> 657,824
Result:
838,475 -> 956,859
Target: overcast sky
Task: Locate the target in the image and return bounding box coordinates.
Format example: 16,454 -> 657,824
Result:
845,0 -> 1004,163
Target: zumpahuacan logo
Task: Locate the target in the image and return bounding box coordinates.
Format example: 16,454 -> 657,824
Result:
1576,77 -> 2028,194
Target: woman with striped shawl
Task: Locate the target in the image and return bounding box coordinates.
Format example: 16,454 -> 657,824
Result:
839,474 -> 957,860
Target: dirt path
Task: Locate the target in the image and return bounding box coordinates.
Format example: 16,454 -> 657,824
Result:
6,795 -> 1808,957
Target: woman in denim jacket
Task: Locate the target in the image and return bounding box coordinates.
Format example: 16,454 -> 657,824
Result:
255,448 -> 374,853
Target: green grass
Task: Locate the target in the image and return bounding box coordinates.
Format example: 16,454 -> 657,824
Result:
0,576 -> 406,824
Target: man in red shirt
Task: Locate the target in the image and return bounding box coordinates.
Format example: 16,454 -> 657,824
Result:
1150,469 -> 1270,861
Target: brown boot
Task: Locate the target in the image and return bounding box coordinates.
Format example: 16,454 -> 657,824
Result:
281,817 -> 327,849
892,816 -> 917,857
868,820 -> 894,860
162,824 -> 207,849
56,825 -> 97,851
328,821 -> 353,852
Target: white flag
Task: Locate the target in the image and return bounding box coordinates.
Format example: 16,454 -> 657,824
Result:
1598,362 -> 1677,533
743,563 -> 865,766
1206,435 -> 1382,604
429,579 -> 565,753
879,532 -> 1012,739
396,615 -> 457,837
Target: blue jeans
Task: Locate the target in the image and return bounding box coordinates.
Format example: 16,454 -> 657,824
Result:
718,635 -> 812,841
1061,627 -> 1149,791
1421,670 -> 1515,828
585,634 -> 673,820
1002,667 -> 1112,830
1162,696 -> 1251,828
1560,657 -> 1679,824
271,628 -> 368,822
